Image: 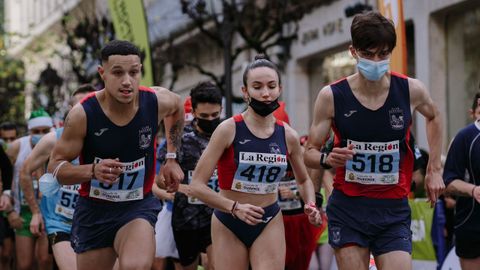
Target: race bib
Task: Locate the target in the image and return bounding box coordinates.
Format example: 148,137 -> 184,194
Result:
90,157 -> 146,202
55,184 -> 80,220
187,170 -> 218,205
20,180 -> 39,206
232,152 -> 287,194
345,140 -> 400,185
278,180 -> 302,211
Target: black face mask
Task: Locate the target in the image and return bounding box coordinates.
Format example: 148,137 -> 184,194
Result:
248,97 -> 280,117
196,117 -> 221,134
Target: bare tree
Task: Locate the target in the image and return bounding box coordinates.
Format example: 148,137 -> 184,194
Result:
155,0 -> 332,116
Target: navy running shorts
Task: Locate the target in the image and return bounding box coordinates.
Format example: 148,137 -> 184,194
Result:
71,192 -> 162,253
326,189 -> 412,256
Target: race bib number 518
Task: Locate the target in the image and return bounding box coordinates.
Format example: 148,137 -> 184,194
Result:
345,140 -> 400,185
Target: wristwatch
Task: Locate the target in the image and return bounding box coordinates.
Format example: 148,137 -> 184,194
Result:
320,153 -> 332,169
165,152 -> 177,159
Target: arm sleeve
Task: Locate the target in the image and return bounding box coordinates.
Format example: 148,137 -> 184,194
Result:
443,131 -> 467,186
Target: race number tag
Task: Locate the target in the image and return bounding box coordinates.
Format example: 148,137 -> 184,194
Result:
232,152 -> 287,194
55,184 -> 80,220
278,180 -> 302,211
345,140 -> 400,185
90,157 -> 145,202
187,170 -> 218,205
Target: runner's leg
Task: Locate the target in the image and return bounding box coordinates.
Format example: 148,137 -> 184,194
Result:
52,241 -> 76,270
77,247 -> 116,270
249,213 -> 285,270
211,215 -> 249,270
114,218 -> 156,270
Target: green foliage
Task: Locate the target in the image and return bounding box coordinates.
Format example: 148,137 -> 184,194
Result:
0,56 -> 26,124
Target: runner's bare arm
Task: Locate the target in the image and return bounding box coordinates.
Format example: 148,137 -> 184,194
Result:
188,119 -> 238,212
153,86 -> 184,192
48,104 -> 91,185
306,86 -> 341,168
285,124 -> 322,225
20,132 -> 55,215
284,124 -> 316,204
409,78 -> 445,205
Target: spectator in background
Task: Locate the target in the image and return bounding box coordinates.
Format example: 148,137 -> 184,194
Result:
0,123 -> 18,149
469,92 -> 480,121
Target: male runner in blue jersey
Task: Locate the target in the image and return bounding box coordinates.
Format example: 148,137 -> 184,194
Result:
20,84 -> 95,270
48,40 -> 184,270
304,11 -> 444,270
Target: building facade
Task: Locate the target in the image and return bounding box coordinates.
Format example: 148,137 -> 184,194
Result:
154,0 -> 480,152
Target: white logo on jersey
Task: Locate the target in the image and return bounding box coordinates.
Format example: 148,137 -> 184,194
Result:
239,139 -> 251,145
94,128 -> 108,136
344,110 -> 357,117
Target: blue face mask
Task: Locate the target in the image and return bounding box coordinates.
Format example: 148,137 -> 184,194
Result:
31,134 -> 44,146
356,56 -> 390,81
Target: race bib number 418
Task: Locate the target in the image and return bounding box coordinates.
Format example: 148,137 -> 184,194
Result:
345,140 -> 400,185
232,152 -> 287,194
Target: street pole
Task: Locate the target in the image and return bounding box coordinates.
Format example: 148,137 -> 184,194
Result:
222,0 -> 233,117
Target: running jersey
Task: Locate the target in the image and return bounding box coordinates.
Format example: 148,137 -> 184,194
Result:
331,72 -> 413,199
41,128 -> 80,234
79,87 -> 159,201
218,114 -> 288,194
12,136 -> 36,213
160,123 -> 215,230
443,120 -> 480,240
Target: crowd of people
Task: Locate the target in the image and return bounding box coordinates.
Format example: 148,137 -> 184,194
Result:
0,10 -> 478,270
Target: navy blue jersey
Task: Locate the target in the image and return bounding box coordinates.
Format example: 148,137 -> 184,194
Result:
79,87 -> 159,201
443,121 -> 480,239
218,114 -> 288,194
331,72 -> 414,198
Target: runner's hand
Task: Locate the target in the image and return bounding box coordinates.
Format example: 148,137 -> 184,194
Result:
425,171 -> 445,207
161,159 -> 183,192
93,159 -> 124,186
0,194 -> 12,211
7,211 -> 24,229
278,186 -> 295,200
30,212 -> 45,236
326,144 -> 355,168
304,202 -> 322,226
234,203 -> 265,225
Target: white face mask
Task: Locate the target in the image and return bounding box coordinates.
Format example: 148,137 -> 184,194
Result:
356,56 -> 390,81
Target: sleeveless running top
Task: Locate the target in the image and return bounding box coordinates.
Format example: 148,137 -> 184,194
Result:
217,114 -> 288,194
41,128 -> 80,234
79,86 -> 159,201
331,72 -> 413,199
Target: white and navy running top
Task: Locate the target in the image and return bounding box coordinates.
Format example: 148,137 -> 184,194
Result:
218,114 -> 288,194
330,72 -> 414,199
444,120 -> 480,238
79,87 -> 158,202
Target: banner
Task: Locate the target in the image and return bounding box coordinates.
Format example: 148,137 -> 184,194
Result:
108,0 -> 153,86
409,199 -> 436,262
377,0 -> 407,75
